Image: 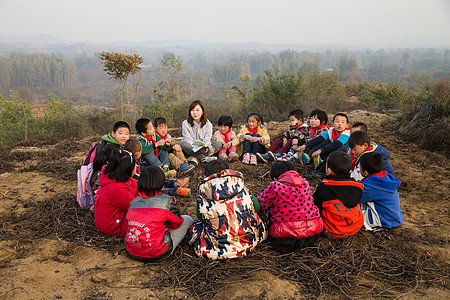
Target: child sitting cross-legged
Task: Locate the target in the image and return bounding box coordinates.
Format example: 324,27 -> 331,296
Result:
212,115 -> 239,162
359,152 -> 403,231
187,160 -> 267,259
237,112 -> 270,165
257,161 -> 323,253
125,166 -> 195,262
313,151 -> 364,238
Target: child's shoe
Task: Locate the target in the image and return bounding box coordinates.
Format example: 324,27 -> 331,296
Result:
164,169 -> 177,179
175,177 -> 189,188
187,156 -> 199,166
275,153 -> 284,161
268,151 -> 278,162
256,152 -> 269,163
179,162 -> 195,175
313,155 -> 324,168
300,152 -> 310,165
219,153 -> 229,161
229,152 -> 239,162
176,187 -> 191,198
242,153 -> 250,164
282,153 -> 296,162
250,154 -> 257,165
201,156 -> 217,163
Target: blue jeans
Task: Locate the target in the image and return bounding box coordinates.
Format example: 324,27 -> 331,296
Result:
163,179 -> 178,196
242,133 -> 265,155
143,149 -> 169,168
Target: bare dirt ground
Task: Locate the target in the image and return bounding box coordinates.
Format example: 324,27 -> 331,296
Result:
0,111 -> 448,299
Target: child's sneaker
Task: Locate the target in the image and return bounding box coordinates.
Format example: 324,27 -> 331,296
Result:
250,154 -> 257,165
219,153 -> 229,161
179,162 -> 195,175
175,177 -> 189,188
242,153 -> 250,164
313,155 -> 323,168
229,152 -> 239,162
300,152 -> 310,165
187,156 -> 199,166
256,152 -> 269,163
275,153 -> 284,161
282,153 -> 296,162
268,151 -> 278,162
176,187 -> 191,198
164,169 -> 177,179
201,156 -> 217,163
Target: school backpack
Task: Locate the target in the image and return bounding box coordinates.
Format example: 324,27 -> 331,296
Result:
82,140 -> 108,170
77,163 -> 95,209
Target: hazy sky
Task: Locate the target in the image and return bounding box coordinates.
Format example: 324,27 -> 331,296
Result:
0,0 -> 449,47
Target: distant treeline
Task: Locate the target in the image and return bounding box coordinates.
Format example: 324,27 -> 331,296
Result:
0,53 -> 77,91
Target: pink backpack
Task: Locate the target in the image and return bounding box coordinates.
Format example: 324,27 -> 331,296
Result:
76,163 -> 95,210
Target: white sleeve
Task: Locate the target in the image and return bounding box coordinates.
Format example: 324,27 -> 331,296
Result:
181,120 -> 194,145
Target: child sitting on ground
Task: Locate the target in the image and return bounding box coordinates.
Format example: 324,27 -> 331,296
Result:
359,152 -> 403,231
212,115 -> 239,162
237,112 -> 270,165
281,109 -> 329,162
187,160 -> 267,260
313,151 -> 364,238
125,166 -> 195,262
94,149 -> 138,237
125,138 -> 191,198
348,130 -> 394,182
154,117 -> 196,175
136,118 -> 176,178
298,113 -> 351,173
257,109 -> 307,162
257,161 -> 323,253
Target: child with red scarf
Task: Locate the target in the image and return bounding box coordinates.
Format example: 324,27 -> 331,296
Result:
125,166 -> 194,262
236,112 -> 270,165
298,113 -> 351,173
212,115 -> 239,162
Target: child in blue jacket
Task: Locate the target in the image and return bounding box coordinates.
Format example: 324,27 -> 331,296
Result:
359,152 -> 403,231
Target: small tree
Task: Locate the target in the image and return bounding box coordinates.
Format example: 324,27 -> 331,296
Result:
0,91 -> 33,144
99,51 -> 143,119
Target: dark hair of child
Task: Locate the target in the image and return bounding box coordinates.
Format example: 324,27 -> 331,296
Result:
289,109 -> 303,121
93,143 -> 123,171
247,112 -> 263,124
124,138 -> 142,156
359,152 -> 383,176
187,100 -> 207,127
154,117 -> 167,128
204,159 -> 229,177
309,109 -> 328,125
138,166 -> 166,197
218,115 -> 233,127
351,122 -> 368,132
113,121 -> 131,133
135,118 -> 151,135
270,161 -> 295,180
348,130 -> 371,149
332,113 -> 349,123
326,151 -> 352,175
103,149 -> 136,182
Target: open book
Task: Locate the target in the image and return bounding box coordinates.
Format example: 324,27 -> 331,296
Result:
192,140 -> 207,153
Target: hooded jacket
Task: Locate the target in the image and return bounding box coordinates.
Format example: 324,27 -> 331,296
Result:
360,171 -> 403,229
313,174 -> 363,238
94,167 -> 138,237
187,169 -> 267,260
101,132 -> 122,145
125,193 -> 184,261
258,171 -> 323,239
350,143 -> 395,182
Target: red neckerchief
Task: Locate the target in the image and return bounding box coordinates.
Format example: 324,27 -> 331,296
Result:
220,129 -> 231,143
350,144 -> 374,170
247,124 -> 258,135
362,171 -> 388,182
310,124 -> 328,138
135,164 -> 141,176
155,130 -> 167,140
331,127 -> 350,142
138,191 -> 164,198
143,135 -> 158,156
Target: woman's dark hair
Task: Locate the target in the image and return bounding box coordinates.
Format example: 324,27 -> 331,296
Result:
204,159 -> 229,177
138,166 -> 166,196
326,151 -> 351,175
135,118 -> 151,135
270,161 -> 295,180
187,100 -> 207,127
247,112 -> 263,124
309,109 -> 328,125
359,152 -> 383,176
218,115 -> 233,127
103,149 -> 136,182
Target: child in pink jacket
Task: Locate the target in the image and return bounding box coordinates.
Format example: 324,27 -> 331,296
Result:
257,161 -> 323,253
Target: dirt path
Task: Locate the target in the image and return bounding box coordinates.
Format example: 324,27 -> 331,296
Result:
0,111 -> 448,299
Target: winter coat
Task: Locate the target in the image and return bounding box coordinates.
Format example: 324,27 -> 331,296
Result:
258,171 -> 323,239
125,193 -> 184,261
236,124 -> 271,155
137,134 -> 157,155
101,132 -> 123,145
300,124 -> 330,142
94,167 -> 138,237
360,171 -> 403,230
305,127 -> 351,155
350,143 -> 395,182
313,174 -> 364,238
181,119 -> 213,146
187,169 -> 267,260
212,129 -> 239,146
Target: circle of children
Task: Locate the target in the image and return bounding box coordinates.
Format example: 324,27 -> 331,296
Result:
77,100 -> 403,262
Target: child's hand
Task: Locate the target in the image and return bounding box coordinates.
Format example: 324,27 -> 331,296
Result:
200,147 -> 208,154
156,140 -> 166,147
311,149 -> 322,158
282,137 -> 288,146
173,144 -> 182,152
165,139 -> 172,146
292,144 -> 299,151
298,144 -> 306,151
225,142 -> 232,148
